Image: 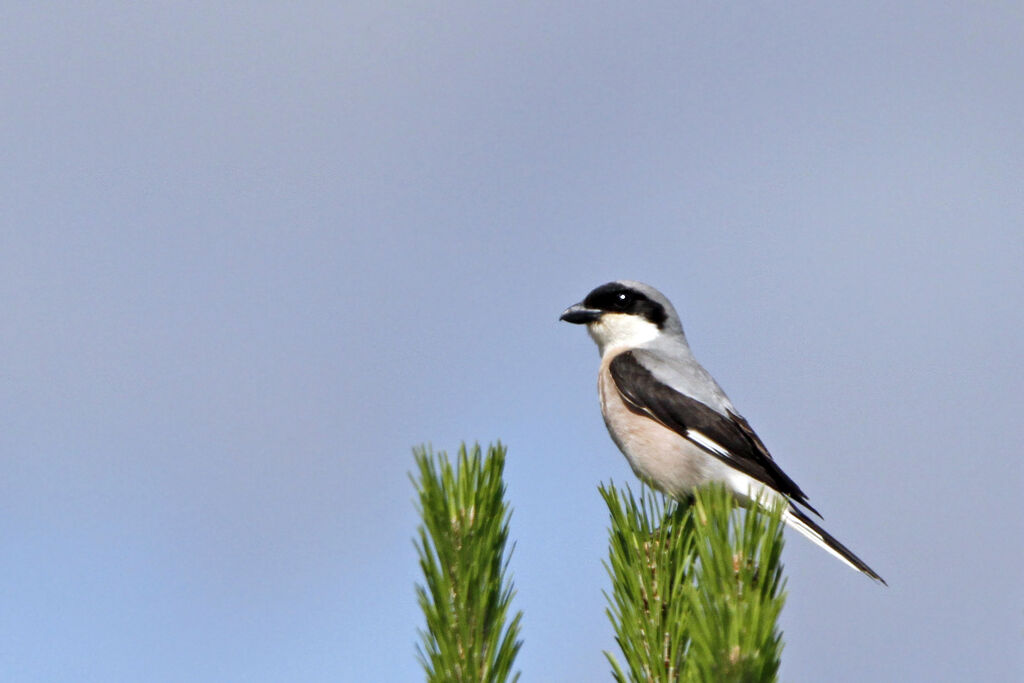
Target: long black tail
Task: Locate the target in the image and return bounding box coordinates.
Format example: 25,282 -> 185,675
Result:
783,505 -> 886,585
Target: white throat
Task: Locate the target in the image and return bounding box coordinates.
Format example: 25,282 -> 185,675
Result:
587,313 -> 661,356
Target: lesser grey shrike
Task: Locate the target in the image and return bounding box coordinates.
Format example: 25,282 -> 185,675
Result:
561,280 -> 884,583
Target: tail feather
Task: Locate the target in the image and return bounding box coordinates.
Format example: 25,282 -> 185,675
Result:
783,505 -> 886,585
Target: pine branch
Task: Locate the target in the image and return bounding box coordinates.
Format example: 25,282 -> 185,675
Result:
412,443 -> 523,683
601,484 -> 697,682
602,482 -> 787,682
685,484 -> 786,683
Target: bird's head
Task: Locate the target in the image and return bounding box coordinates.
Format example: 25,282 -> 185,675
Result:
560,281 -> 683,355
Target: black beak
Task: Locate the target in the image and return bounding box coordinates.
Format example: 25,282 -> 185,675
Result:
560,303 -> 602,324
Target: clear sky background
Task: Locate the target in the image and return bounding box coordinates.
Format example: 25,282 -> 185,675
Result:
2,3 -> 1022,682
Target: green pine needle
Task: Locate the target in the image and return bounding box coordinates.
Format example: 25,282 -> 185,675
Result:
412,443 -> 523,683
602,482 -> 787,682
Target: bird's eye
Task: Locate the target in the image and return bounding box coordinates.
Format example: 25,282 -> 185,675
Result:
614,292 -> 633,309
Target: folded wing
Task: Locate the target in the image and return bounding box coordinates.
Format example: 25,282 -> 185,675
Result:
609,350 -> 820,517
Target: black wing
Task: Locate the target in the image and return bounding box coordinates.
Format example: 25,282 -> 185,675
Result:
609,350 -> 820,516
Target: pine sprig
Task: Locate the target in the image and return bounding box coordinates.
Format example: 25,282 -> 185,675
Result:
412,443 -> 523,683
685,484 -> 787,683
601,484 -> 697,683
602,482 -> 787,682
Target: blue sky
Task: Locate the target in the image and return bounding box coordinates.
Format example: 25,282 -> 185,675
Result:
2,3 -> 1021,681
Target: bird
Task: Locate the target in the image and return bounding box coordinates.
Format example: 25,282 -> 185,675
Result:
561,280 -> 885,583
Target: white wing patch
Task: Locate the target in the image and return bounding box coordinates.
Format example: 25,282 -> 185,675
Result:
686,428 -> 732,459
